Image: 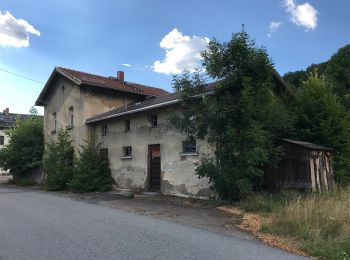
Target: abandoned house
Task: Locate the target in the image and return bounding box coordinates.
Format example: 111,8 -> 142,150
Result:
0,108 -> 30,174
36,66 -> 325,198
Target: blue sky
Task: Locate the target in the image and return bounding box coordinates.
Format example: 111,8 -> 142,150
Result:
0,0 -> 349,114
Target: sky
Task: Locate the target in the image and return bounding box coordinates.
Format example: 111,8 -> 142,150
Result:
0,0 -> 349,114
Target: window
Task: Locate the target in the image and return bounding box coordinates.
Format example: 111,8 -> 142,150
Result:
150,114 -> 158,127
123,146 -> 132,157
68,106 -> 74,127
101,125 -> 108,136
99,148 -> 108,160
0,136 -> 4,145
125,119 -> 131,132
183,138 -> 197,153
52,112 -> 57,131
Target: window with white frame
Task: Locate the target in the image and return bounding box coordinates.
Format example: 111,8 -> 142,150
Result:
68,106 -> 74,127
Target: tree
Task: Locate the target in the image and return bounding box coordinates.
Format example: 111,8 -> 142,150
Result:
171,30 -> 292,200
294,72 -> 350,184
0,113 -> 43,178
43,129 -> 74,190
68,136 -> 114,192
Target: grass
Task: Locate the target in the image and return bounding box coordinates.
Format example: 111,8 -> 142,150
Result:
240,187 -> 350,260
270,187 -> 350,260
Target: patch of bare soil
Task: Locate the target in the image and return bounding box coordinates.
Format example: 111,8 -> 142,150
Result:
217,206 -> 310,258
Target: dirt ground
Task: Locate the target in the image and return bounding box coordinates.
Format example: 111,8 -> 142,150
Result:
51,190 -> 255,242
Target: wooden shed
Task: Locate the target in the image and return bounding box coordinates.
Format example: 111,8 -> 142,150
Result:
265,139 -> 334,192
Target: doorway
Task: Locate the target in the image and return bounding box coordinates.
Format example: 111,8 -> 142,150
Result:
148,144 -> 161,191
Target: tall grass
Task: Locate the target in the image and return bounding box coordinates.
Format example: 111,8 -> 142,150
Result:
270,187 -> 350,260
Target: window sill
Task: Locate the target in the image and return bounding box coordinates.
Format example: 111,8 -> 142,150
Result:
67,125 -> 74,130
180,152 -> 199,156
120,156 -> 132,160
50,130 -> 56,134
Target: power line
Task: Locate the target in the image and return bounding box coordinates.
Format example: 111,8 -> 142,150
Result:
0,67 -> 45,84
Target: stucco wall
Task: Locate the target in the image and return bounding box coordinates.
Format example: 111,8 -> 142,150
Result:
94,106 -> 215,198
43,77 -> 138,147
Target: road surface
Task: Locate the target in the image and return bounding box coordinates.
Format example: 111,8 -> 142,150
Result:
0,185 -> 307,260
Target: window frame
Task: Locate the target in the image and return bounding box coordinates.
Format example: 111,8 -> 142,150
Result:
121,146 -> 132,158
52,112 -> 57,133
0,135 -> 4,145
125,119 -> 131,132
150,114 -> 158,127
181,138 -> 198,155
101,125 -> 108,136
68,106 -> 74,127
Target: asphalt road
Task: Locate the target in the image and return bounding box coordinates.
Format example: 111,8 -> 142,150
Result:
0,185 -> 307,260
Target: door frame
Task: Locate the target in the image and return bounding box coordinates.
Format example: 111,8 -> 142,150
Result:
148,144 -> 161,191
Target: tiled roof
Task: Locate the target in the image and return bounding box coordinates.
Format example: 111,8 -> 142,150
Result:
0,113 -> 31,128
86,71 -> 293,124
35,67 -> 169,106
86,92 -> 181,124
56,67 -> 168,97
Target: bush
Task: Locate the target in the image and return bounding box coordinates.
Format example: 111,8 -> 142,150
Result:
0,111 -> 43,177
270,187 -> 350,259
44,129 -> 74,191
68,137 -> 114,192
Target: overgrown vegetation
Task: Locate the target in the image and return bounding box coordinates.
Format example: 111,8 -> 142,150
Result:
0,108 -> 43,179
171,29 -> 292,200
44,129 -> 74,190
269,187 -> 350,260
68,137 -> 114,192
292,72 -> 350,183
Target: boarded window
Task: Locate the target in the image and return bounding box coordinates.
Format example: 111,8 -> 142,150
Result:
0,136 -> 4,145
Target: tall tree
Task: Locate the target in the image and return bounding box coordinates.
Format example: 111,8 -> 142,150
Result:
171,30 -> 292,200
294,72 -> 350,183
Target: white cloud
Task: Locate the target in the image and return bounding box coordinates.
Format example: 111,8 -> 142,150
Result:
267,21 -> 282,37
0,11 -> 40,48
153,28 -> 210,75
122,63 -> 131,67
283,0 -> 318,31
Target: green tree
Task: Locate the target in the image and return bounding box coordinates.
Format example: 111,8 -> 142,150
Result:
0,113 -> 43,178
294,72 -> 350,183
68,136 -> 114,192
44,129 -> 74,190
171,30 -> 292,200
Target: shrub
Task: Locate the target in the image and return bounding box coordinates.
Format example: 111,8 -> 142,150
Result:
0,111 -> 43,177
44,129 -> 74,190
68,136 -> 114,192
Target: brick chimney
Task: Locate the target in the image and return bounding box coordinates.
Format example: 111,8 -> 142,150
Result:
117,71 -> 124,82
3,108 -> 9,115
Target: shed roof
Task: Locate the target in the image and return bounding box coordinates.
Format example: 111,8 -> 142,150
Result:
283,139 -> 333,151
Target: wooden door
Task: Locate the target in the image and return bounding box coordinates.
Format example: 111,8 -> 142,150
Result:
149,144 -> 161,191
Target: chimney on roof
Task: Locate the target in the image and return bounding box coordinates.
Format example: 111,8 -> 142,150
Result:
3,108 -> 9,115
117,71 -> 124,82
